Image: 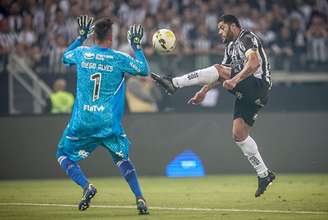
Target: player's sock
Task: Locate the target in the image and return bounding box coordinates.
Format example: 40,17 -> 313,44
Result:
235,136 -> 268,178
117,160 -> 142,198
58,156 -> 89,189
172,66 -> 219,88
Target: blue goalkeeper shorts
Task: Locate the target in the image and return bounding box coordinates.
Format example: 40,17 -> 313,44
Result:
56,128 -> 130,164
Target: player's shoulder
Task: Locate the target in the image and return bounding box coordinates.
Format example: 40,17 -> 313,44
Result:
67,46 -> 90,56
75,45 -> 90,52
239,29 -> 254,40
111,49 -> 133,61
239,29 -> 262,48
240,29 -> 260,42
112,49 -> 131,57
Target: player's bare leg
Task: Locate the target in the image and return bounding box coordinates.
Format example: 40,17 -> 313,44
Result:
151,64 -> 230,95
233,118 -> 275,197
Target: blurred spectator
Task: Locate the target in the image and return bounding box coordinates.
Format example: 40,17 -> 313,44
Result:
45,78 -> 74,113
49,35 -> 69,74
7,2 -> 22,32
193,24 -> 212,67
0,20 -> 17,72
289,15 -> 306,71
18,14 -> 36,46
0,0 -> 327,75
126,75 -> 162,112
306,13 -> 327,71
271,26 -> 294,70
7,42 -> 35,72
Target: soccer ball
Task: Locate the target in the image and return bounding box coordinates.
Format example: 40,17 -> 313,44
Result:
152,29 -> 176,53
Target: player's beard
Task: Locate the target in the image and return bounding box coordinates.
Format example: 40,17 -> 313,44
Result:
223,27 -> 234,43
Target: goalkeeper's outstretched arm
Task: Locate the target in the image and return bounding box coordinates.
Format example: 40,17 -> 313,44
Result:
121,24 -> 149,77
63,15 -> 94,62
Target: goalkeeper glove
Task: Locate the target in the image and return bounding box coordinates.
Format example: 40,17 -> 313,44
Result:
77,15 -> 94,40
127,24 -> 144,50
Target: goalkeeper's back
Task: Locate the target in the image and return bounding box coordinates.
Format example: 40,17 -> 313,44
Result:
62,17 -> 149,138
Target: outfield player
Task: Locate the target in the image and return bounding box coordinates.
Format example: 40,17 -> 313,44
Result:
151,14 -> 275,197
56,15 -> 149,214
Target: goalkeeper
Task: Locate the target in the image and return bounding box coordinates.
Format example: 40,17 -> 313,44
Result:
55,15 -> 149,215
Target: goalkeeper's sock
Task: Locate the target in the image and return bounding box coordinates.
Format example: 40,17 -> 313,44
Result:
117,160 -> 142,198
172,66 -> 219,88
58,156 -> 89,189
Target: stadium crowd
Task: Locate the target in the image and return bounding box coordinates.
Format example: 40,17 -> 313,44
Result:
0,0 -> 327,75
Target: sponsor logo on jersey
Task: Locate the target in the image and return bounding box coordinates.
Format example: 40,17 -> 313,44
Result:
83,104 -> 105,112
84,52 -> 95,59
96,54 -> 113,61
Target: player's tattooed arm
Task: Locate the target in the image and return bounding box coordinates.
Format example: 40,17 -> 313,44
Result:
223,50 -> 260,90
188,76 -> 221,105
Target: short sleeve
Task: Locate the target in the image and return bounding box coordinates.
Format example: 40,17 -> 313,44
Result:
241,34 -> 259,54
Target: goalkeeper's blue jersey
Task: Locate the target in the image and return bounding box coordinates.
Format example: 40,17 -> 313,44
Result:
62,39 -> 149,138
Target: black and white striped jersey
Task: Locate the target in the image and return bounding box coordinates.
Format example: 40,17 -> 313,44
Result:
222,29 -> 272,87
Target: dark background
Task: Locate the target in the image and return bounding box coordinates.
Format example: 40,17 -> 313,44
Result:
1,112 -> 327,179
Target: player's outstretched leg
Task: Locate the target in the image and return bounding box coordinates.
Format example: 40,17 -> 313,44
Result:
151,66 -> 220,95
117,159 -> 149,215
78,184 -> 98,211
255,170 -> 276,197
151,72 -> 177,95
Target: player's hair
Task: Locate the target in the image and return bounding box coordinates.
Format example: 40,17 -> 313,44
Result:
94,17 -> 113,41
218,14 -> 241,28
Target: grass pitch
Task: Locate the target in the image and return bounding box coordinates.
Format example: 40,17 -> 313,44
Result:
0,174 -> 327,220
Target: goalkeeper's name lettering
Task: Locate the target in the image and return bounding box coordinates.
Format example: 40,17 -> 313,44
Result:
83,104 -> 105,112
81,61 -> 113,72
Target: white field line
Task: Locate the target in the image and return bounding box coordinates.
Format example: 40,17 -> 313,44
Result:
0,202 -> 327,215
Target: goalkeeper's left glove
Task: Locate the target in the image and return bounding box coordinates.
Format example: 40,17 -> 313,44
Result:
127,24 -> 144,50
77,15 -> 94,40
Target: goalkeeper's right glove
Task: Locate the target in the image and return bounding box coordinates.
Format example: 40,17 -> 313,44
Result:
127,24 -> 144,50
77,15 -> 94,40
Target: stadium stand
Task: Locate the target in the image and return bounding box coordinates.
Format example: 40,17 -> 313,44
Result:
0,0 -> 327,114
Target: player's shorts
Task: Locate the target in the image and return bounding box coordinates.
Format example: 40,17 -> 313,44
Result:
230,76 -> 270,126
56,128 -> 130,164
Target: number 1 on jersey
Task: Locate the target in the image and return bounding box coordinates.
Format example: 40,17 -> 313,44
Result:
91,73 -> 101,101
